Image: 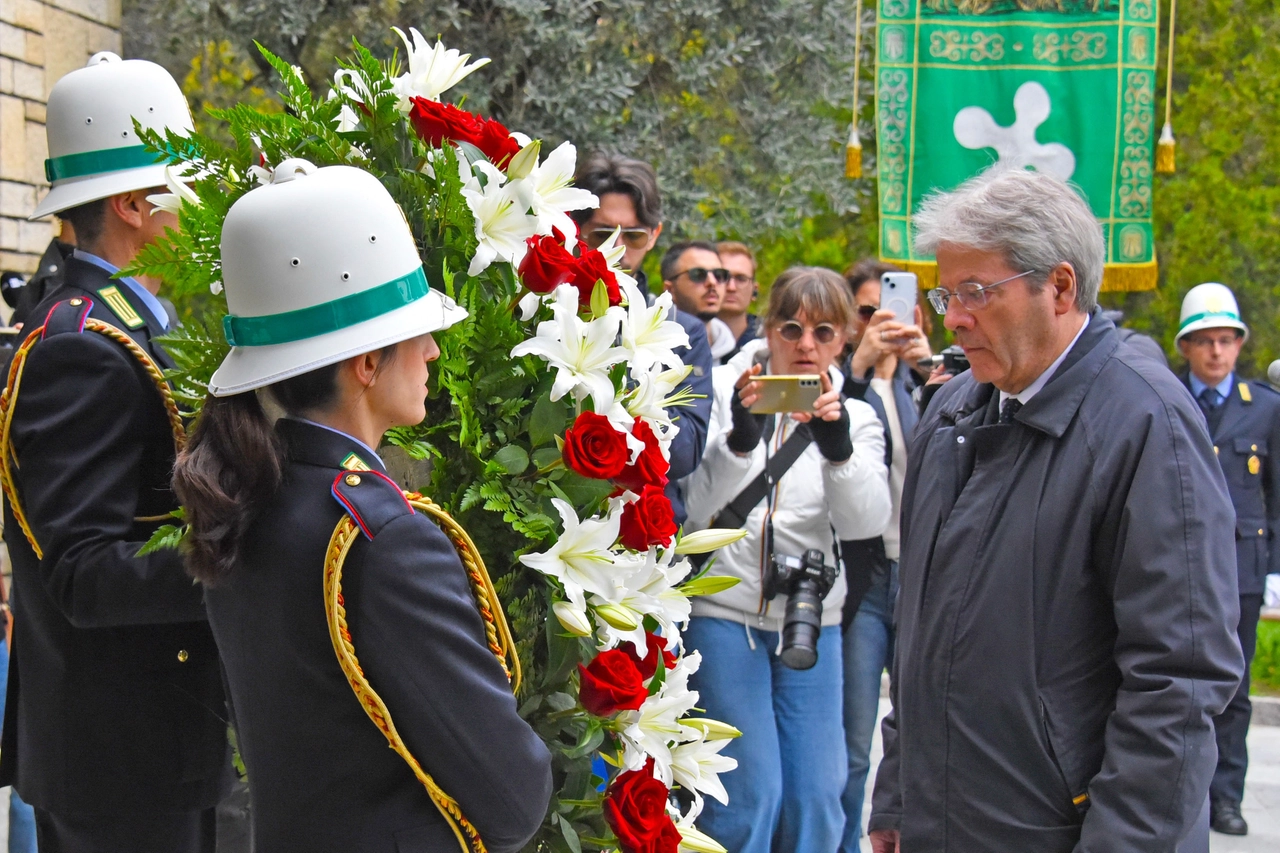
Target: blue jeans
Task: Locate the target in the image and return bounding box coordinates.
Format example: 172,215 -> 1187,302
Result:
839,561 -> 898,851
683,617 -> 846,853
0,636 -> 37,853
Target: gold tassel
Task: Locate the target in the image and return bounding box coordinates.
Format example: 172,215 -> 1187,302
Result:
845,131 -> 863,179
1155,122 -> 1176,175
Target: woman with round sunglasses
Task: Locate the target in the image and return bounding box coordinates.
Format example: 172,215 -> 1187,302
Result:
173,161 -> 552,853
681,266 -> 892,853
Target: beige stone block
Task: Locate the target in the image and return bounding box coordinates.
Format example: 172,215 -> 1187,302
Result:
12,59 -> 41,100
24,99 -> 43,122
24,32 -> 42,66
0,217 -> 18,251
0,95 -> 27,181
0,24 -> 24,60
25,119 -> 46,187
0,250 -> 41,276
45,0 -> 117,27
18,218 -> 49,253
0,0 -> 43,33
42,9 -> 88,87
0,58 -> 13,95
0,180 -> 36,216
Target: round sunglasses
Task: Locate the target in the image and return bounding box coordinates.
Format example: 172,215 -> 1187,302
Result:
584,227 -> 653,250
777,320 -> 839,344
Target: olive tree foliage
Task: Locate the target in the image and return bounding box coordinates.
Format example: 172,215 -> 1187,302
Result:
124,0 -> 872,240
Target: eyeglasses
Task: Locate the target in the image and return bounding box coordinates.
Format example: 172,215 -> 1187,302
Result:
728,273 -> 755,287
673,267 -> 730,286
925,270 -> 1037,314
777,321 -> 839,345
584,227 -> 652,250
856,304 -> 878,321
1184,332 -> 1242,349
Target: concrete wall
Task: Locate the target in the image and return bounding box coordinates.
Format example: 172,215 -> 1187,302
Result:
0,0 -> 122,275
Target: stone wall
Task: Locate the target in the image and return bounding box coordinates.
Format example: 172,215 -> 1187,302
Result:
0,0 -> 121,275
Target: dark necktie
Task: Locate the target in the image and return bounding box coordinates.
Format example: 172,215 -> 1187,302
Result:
1000,398 -> 1023,424
1198,386 -> 1222,414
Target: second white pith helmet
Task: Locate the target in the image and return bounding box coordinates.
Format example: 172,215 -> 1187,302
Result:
33,52 -> 194,219
1176,282 -> 1248,343
209,160 -> 467,396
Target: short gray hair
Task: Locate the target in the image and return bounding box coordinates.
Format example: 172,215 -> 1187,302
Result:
913,168 -> 1105,312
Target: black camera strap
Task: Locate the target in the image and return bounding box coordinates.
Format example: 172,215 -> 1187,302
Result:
713,419 -> 813,530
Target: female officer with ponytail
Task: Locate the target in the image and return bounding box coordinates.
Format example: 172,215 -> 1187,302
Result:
174,161 -> 552,853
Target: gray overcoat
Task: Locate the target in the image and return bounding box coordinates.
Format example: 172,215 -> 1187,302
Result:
869,312 -> 1245,852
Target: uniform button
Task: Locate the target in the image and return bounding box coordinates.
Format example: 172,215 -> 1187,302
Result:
1214,446 -> 1219,455
1260,529 -> 1266,536
345,474 -> 362,486
68,298 -> 83,306
956,435 -> 966,444
177,649 -> 189,663
1252,444 -> 1258,452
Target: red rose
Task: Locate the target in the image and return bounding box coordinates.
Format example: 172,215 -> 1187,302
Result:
615,420 -> 669,491
604,758 -> 681,853
569,247 -> 622,309
407,97 -> 520,167
520,233 -> 578,294
621,632 -> 678,680
562,411 -> 630,480
619,485 -> 677,551
579,648 -> 648,717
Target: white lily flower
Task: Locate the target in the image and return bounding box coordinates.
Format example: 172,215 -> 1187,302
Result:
517,290 -> 544,322
519,498 -> 627,607
524,141 -> 598,246
391,27 -> 491,110
552,599 -> 593,637
510,285 -> 628,414
459,159 -> 538,276
619,278 -> 689,377
334,103 -> 361,132
146,165 -> 200,216
247,164 -> 272,186
618,651 -> 703,783
671,732 -> 738,805
625,365 -> 691,433
671,801 -> 728,853
586,550 -> 661,650
629,546 -> 694,640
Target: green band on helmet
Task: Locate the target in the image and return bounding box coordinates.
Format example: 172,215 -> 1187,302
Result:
44,145 -> 167,183
1178,310 -> 1243,332
223,267 -> 430,348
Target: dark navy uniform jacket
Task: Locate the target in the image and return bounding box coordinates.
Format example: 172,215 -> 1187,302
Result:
205,419 -> 552,853
1181,373 -> 1280,596
0,256 -> 231,813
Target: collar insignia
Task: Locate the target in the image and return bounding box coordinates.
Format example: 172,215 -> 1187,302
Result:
1239,382 -> 1253,403
96,286 -> 147,330
341,452 -> 371,472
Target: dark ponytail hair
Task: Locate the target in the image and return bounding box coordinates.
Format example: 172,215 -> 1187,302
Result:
174,363 -> 342,585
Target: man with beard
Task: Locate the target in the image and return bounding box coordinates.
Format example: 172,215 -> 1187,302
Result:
661,241 -> 735,363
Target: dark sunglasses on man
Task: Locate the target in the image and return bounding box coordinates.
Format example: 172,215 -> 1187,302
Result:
673,267 -> 730,286
584,227 -> 653,250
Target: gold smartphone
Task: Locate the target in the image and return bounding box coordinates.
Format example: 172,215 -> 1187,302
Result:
749,375 -> 823,414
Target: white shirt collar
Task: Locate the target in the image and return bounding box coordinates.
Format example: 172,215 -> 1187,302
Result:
999,313 -> 1090,408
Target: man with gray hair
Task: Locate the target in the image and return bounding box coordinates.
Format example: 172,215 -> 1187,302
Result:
868,168 -> 1243,853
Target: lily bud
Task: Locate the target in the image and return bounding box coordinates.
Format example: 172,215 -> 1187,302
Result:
506,139 -> 541,180
552,600 -> 592,637
593,603 -> 640,631
679,575 -> 740,597
682,718 -> 743,740
678,825 -> 728,853
674,528 -> 748,555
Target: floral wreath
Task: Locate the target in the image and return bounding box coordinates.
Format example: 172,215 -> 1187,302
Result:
133,29 -> 744,853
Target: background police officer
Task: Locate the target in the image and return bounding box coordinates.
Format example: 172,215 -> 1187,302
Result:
0,53 -> 232,851
1176,282 -> 1280,838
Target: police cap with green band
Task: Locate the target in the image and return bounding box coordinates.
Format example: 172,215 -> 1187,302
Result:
1176,282 -> 1249,344
32,52 -> 194,220
208,160 -> 468,397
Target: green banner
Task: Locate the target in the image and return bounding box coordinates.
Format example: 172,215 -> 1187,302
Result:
876,0 -> 1159,290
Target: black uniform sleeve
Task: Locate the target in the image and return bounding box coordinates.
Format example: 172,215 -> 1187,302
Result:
348,513 -> 553,853
11,332 -> 204,628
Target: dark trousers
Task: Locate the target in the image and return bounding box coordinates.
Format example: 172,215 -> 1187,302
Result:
1210,592 -> 1264,806
34,806 -> 217,853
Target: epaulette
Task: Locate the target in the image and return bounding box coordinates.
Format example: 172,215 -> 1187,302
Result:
330,469 -> 415,540
39,297 -> 94,339
1246,379 -> 1280,401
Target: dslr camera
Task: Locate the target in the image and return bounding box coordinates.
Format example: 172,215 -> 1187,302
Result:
918,344 -> 970,375
763,548 -> 839,670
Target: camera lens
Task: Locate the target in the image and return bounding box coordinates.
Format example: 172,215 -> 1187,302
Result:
779,579 -> 824,670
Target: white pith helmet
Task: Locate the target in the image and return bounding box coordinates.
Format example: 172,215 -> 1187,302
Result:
208,161 -> 468,396
1176,282 -> 1248,343
32,52 -> 194,219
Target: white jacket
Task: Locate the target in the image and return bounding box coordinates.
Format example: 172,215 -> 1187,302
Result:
683,339 -> 891,631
